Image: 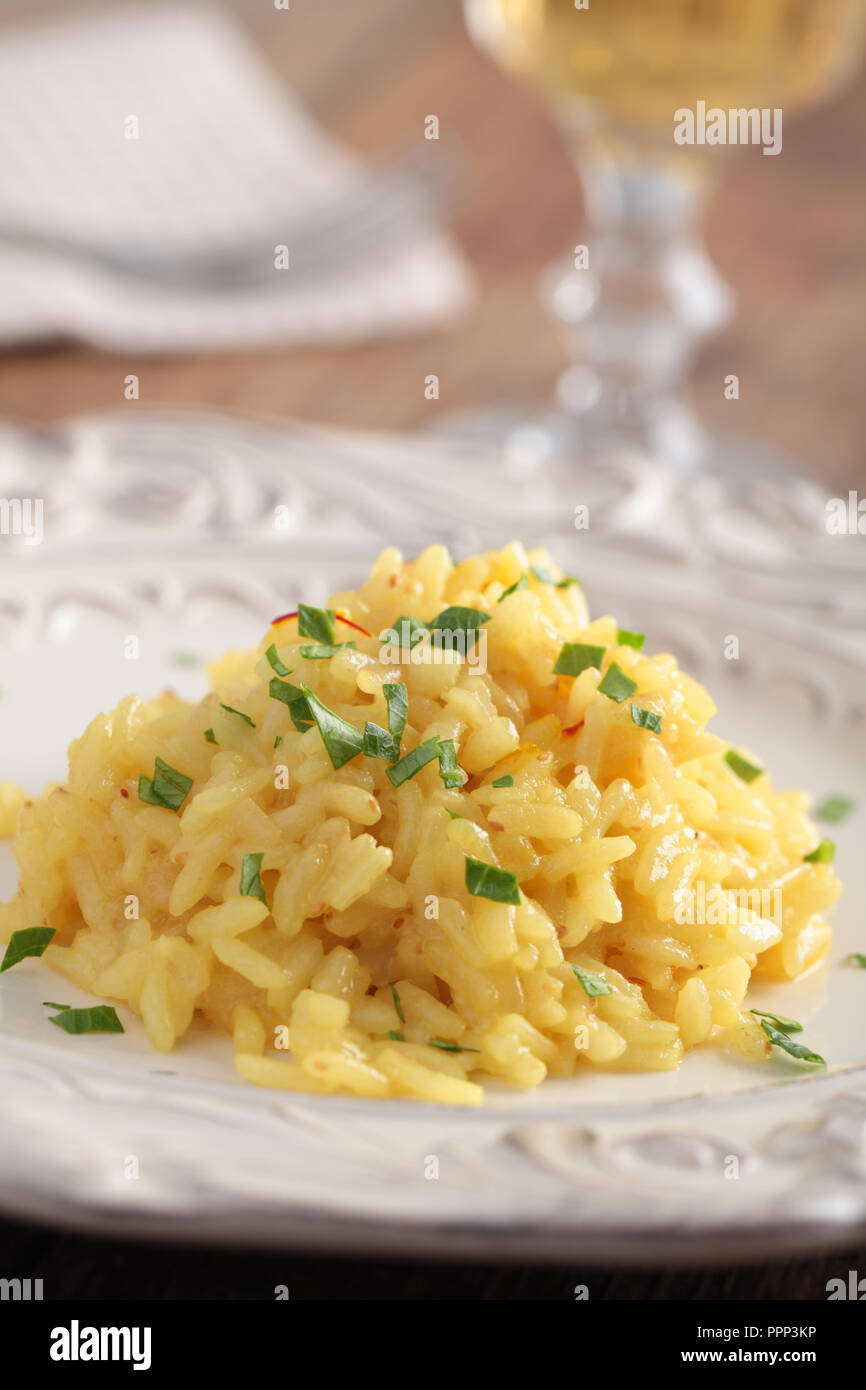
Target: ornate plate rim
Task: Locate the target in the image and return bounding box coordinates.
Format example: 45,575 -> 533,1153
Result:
0,408 -> 864,1264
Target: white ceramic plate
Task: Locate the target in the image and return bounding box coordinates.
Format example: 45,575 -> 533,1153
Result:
0,410 -> 864,1264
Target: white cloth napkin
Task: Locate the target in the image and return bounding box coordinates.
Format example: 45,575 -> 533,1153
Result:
0,3 -> 472,352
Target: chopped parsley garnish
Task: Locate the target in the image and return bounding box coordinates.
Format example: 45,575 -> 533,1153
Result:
815,795 -> 855,824
363,722 -> 397,759
384,682 -> 408,750
427,1037 -> 480,1053
531,565 -> 581,588
617,628 -> 645,651
530,564 -> 556,584
492,774 -> 514,788
47,1003 -> 124,1035
444,807 -> 463,820
380,615 -> 429,649
297,604 -> 336,645
429,606 -> 490,648
220,703 -> 256,728
630,704 -> 662,733
240,852 -> 266,904
391,984 -> 405,1023
387,1030 -> 406,1042
572,964 -> 613,997
386,737 -> 441,787
0,926 -> 55,973
724,750 -> 763,783
553,642 -> 606,677
846,954 -> 866,968
437,739 -> 467,789
758,1018 -> 825,1066
804,839 -> 835,864
138,758 -> 193,812
299,641 -> 356,660
274,735 -> 283,749
269,676 -> 314,731
204,728 -> 217,745
598,662 -> 638,703
464,856 -> 520,905
265,643 -> 292,677
302,686 -> 364,770
362,675 -> 408,763
750,1009 -> 802,1034
43,1001 -> 70,1010
499,574 -> 529,601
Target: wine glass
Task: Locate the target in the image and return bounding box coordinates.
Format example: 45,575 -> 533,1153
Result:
463,0 -> 866,473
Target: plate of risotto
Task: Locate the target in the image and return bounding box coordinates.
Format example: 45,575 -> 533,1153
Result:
0,414 -> 864,1262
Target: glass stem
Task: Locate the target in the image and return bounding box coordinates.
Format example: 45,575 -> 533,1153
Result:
544,136 -> 733,469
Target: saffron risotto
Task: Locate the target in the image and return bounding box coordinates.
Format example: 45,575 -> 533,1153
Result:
0,544 -> 840,1106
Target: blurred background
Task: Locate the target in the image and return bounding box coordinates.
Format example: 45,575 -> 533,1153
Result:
0,0 -> 862,488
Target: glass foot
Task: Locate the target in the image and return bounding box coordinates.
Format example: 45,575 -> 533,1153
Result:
425,403 -> 812,484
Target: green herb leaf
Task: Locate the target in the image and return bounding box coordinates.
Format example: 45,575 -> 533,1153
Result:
269,676 -> 314,731
380,615 -> 429,649
815,795 -> 855,824
362,680 -> 409,760
598,662 -> 638,703
240,852 -> 266,904
170,650 -> 200,668
299,641 -> 356,660
845,954 -> 866,969
444,808 -> 463,820
492,774 -> 514,788
759,1019 -> 825,1066
386,737 -> 441,788
572,964 -> 613,997
499,573 -> 529,601
438,739 -> 467,789
556,575 -> 582,590
750,1009 -> 803,1034
297,604 -> 336,645
42,1001 -> 70,1010
387,1030 -> 406,1042
530,564 -> 555,584
0,926 -> 55,973
617,628 -> 645,651
302,686 -> 364,770
630,704 -> 662,733
204,728 -> 217,745
553,642 -> 606,678
384,683 -> 408,755
804,839 -> 835,864
273,735 -> 283,749
265,643 -> 292,677
429,606 -> 490,649
464,856 -> 520,905
391,984 -> 405,1023
138,758 -> 193,812
427,1037 -> 480,1053
724,750 -> 763,784
363,722 -> 395,759
220,703 -> 256,728
48,1004 -> 124,1035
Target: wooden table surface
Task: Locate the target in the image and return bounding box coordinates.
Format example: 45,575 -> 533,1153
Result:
2,1211 -> 865,1302
0,0 -> 863,489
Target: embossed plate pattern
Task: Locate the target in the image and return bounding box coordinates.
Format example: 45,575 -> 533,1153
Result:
0,409 -> 863,1263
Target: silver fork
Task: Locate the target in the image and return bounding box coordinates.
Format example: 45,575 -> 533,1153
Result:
0,153 -> 456,293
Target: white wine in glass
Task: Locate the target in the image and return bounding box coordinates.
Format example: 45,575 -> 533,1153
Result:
464,0 -> 866,470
